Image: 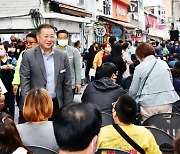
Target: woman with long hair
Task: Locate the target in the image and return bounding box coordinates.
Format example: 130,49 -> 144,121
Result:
0,112 -> 32,154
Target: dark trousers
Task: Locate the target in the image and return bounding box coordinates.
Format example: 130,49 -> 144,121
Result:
49,97 -> 59,121
2,90 -> 15,119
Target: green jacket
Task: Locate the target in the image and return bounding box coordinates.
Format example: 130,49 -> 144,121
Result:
12,50 -> 25,86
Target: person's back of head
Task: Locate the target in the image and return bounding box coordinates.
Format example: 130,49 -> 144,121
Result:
95,62 -> 117,80
74,40 -> 80,48
23,88 -> 53,122
53,103 -> 102,154
122,42 -> 129,50
172,61 -> 180,78
109,36 -> 116,46
129,63 -> 136,75
113,95 -> 137,125
0,112 -> 32,153
111,43 -> 123,57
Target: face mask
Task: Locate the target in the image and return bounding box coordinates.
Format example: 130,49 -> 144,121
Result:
9,48 -> 16,52
58,39 -> 68,47
104,47 -> 111,53
0,50 -> 5,56
90,137 -> 98,154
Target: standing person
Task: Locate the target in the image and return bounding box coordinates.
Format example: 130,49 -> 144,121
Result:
103,43 -> 126,85
122,42 -> 133,78
57,30 -> 82,96
0,79 -> 7,111
74,40 -> 81,52
84,43 -> 98,81
20,24 -> 73,120
0,42 -> 17,118
12,33 -> 38,123
129,43 -> 179,121
12,33 -> 38,100
161,42 -> 169,57
93,42 -> 111,69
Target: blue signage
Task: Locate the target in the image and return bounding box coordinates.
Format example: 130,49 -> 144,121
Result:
111,27 -> 122,37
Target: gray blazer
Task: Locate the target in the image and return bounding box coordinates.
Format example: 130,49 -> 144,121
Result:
20,45 -> 73,109
57,45 -> 81,89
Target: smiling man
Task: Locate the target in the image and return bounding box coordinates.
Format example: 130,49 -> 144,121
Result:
20,24 -> 73,121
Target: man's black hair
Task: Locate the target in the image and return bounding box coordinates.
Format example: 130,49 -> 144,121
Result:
56,29 -> 69,37
109,36 -> 116,46
26,33 -> 37,40
115,95 -> 137,124
37,24 -> 55,34
74,40 -> 80,47
95,62 -> 117,80
53,103 -> 102,152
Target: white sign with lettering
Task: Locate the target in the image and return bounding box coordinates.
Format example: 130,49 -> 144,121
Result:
116,5 -> 126,16
96,26 -> 106,37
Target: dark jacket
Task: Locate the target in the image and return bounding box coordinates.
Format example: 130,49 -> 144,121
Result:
81,77 -> 126,114
103,55 -> 126,84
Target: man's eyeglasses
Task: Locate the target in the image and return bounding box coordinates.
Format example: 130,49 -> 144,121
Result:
25,41 -> 37,45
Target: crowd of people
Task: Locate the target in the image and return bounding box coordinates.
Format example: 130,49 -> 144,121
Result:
0,23 -> 180,154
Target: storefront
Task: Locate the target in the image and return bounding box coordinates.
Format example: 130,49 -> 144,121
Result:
94,0 -> 136,44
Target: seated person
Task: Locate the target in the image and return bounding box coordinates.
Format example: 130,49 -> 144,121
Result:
81,62 -> 126,114
53,103 -> 102,154
0,112 -> 32,154
17,88 -> 59,152
98,95 -> 161,154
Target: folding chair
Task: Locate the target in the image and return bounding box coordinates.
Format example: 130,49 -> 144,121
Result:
145,126 -> 174,153
27,145 -> 58,154
96,148 -> 130,154
142,113 -> 180,137
172,105 -> 180,114
101,112 -> 114,127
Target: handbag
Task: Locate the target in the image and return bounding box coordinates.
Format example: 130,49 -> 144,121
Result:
113,124 -> 145,154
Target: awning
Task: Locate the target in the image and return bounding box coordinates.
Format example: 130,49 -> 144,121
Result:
98,16 -> 137,29
50,1 -> 92,18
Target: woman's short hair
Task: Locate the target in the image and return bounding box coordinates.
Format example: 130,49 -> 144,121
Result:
23,88 -> 53,122
135,43 -> 156,60
114,95 -> 137,124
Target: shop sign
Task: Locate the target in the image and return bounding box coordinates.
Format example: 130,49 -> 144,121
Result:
116,5 -> 126,16
111,27 -> 122,37
95,25 -> 106,37
128,1 -> 138,12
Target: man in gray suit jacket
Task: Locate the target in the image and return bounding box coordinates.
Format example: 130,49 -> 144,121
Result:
56,30 -> 82,96
20,24 -> 73,120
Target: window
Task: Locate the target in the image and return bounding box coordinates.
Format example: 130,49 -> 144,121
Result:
103,0 -> 111,15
